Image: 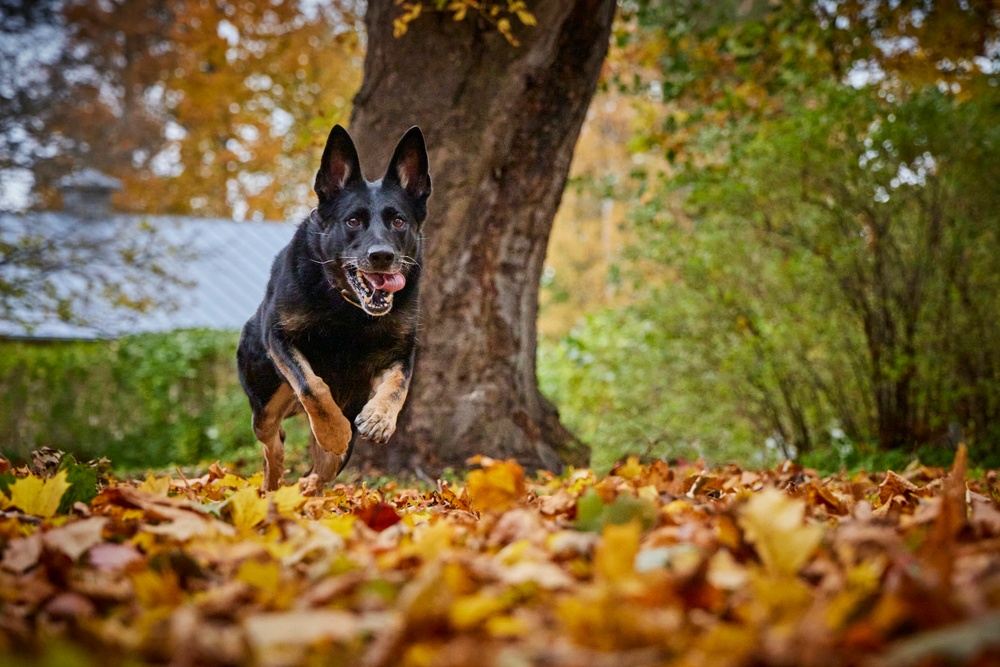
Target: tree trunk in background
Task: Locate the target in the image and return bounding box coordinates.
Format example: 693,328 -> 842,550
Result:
347,0 -> 616,475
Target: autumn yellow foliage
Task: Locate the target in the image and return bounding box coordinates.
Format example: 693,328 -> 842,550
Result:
1,451 -> 999,665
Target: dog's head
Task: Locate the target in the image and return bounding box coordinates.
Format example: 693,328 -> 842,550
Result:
311,124 -> 431,317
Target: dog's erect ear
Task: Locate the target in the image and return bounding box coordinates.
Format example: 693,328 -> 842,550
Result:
315,125 -> 364,201
383,126 -> 431,208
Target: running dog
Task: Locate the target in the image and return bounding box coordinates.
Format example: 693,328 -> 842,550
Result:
237,124 -> 430,491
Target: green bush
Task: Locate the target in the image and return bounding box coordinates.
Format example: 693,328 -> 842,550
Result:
0,330 -> 265,469
797,438 -> 1000,477
537,307 -> 778,474
539,85 -> 1000,473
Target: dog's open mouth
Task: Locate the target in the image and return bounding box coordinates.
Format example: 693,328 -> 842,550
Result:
345,268 -> 406,316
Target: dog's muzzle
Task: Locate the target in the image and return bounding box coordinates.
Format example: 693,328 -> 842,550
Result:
344,268 -> 406,316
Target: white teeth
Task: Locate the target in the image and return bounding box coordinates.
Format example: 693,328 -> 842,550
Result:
346,266 -> 393,315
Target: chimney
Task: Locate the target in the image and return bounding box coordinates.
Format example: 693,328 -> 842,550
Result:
56,169 -> 122,218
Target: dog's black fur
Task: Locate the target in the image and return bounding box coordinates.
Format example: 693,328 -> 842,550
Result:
237,125 -> 430,491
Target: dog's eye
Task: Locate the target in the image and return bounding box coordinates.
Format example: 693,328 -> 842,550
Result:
391,218 -> 407,230
345,218 -> 362,228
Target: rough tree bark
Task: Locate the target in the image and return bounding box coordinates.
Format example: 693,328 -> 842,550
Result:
346,0 -> 616,475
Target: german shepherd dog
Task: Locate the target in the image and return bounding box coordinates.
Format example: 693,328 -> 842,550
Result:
237,125 -> 430,492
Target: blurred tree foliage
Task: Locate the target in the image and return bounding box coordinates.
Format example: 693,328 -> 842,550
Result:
540,0 -> 1000,469
0,0 -> 361,220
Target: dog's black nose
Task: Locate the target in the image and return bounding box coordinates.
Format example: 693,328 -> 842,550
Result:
367,246 -> 395,268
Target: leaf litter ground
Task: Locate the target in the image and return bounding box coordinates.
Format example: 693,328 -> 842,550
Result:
1,448 -> 999,666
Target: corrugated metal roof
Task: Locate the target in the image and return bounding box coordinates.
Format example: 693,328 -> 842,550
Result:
0,213 -> 297,339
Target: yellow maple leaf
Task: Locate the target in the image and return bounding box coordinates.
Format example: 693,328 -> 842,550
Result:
738,487 -> 822,576
215,473 -> 250,490
271,484 -> 305,515
228,487 -> 268,530
321,514 -> 357,537
138,474 -> 170,496
450,592 -> 508,630
615,455 -> 645,481
465,458 -> 526,512
7,470 -> 71,518
413,520 -> 453,562
132,569 -> 182,609
594,520 -> 641,583
237,558 -> 282,597
485,614 -> 528,638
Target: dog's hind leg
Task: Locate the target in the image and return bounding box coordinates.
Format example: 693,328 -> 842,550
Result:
252,383 -> 297,491
266,339 -> 354,457
299,429 -> 357,495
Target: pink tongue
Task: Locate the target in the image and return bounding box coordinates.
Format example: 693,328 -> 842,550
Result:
367,272 -> 406,293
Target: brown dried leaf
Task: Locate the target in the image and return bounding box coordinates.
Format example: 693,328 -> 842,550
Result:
970,492 -> 1000,537
42,517 -> 108,561
1,533 -> 42,573
918,444 -> 968,586
536,488 -> 577,516
878,471 -> 922,506
89,542 -> 144,571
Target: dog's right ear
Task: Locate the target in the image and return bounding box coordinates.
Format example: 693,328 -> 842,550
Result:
315,125 -> 364,201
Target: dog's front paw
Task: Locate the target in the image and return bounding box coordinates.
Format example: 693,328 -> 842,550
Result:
355,402 -> 398,443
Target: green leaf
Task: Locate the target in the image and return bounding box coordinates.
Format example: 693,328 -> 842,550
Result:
574,488 -> 605,532
57,455 -> 100,514
0,471 -> 14,495
574,489 -> 659,533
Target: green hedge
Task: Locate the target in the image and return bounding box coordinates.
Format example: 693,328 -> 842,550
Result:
0,330 -> 260,469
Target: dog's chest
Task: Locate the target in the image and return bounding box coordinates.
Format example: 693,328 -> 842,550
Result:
293,322 -> 406,383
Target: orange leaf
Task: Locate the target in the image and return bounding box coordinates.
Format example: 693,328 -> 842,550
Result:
465,458 -> 526,512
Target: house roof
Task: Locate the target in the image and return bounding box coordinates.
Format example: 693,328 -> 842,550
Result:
0,212 -> 297,340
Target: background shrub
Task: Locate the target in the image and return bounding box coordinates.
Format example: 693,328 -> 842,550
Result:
0,330 -> 269,469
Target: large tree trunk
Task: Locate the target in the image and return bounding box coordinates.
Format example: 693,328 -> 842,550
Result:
347,0 -> 615,475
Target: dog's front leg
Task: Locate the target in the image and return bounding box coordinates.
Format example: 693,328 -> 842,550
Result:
266,337 -> 353,457
356,360 -> 411,443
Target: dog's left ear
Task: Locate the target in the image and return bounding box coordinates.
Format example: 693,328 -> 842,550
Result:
384,126 -> 431,215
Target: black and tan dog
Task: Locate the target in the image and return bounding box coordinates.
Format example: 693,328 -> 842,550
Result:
237,125 -> 430,491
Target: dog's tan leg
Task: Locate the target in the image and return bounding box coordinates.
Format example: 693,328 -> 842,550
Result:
253,383 -> 297,491
355,361 -> 410,443
299,430 -> 351,495
267,343 -> 353,456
